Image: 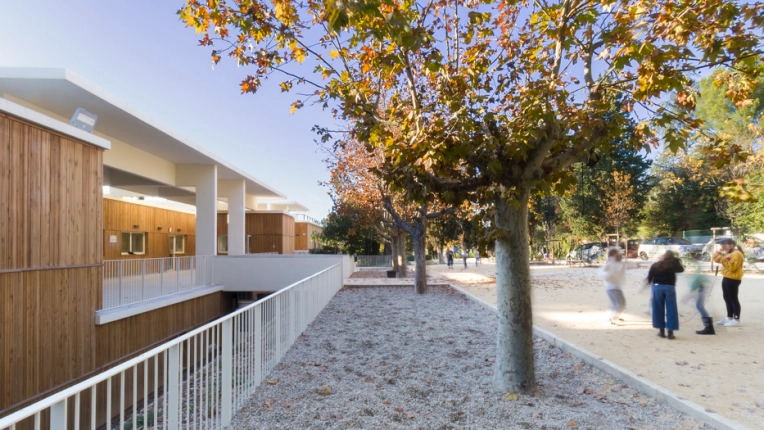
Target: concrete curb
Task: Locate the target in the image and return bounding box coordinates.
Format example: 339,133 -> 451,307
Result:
447,283 -> 748,430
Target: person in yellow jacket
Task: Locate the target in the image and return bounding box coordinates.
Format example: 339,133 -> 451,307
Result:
713,238 -> 745,327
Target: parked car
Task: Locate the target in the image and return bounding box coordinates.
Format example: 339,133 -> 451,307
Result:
626,239 -> 644,259
567,242 -> 607,263
637,237 -> 703,260
702,236 -> 764,261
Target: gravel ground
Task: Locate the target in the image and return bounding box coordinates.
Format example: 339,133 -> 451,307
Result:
231,286 -> 709,430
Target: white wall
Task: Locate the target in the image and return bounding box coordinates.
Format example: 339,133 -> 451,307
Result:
215,254 -> 354,292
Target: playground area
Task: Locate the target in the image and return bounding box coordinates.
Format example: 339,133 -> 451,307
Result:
427,261 -> 764,429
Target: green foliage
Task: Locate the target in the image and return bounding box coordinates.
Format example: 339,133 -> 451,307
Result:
560,146 -> 652,240
314,207 -> 381,255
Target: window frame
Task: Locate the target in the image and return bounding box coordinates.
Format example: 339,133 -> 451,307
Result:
121,231 -> 146,255
169,234 -> 186,255
218,235 -> 229,254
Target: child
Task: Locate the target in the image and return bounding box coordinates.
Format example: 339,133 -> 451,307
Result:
713,238 -> 745,327
599,248 -> 627,325
689,271 -> 714,335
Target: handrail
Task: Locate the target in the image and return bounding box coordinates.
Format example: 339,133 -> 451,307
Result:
0,262 -> 343,429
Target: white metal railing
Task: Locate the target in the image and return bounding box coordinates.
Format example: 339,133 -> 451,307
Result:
0,263 -> 344,430
355,255 -> 393,268
293,214 -> 324,226
102,256 -> 216,310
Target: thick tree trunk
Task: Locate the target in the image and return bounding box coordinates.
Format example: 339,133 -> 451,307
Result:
413,223 -> 428,294
494,188 -> 536,394
438,240 -> 445,264
397,231 -> 408,277
391,235 -> 400,271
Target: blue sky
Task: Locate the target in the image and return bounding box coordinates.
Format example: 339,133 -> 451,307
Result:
0,0 -> 336,217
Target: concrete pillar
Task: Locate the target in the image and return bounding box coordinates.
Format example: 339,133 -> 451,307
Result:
177,164 -> 218,256
221,180 -> 246,255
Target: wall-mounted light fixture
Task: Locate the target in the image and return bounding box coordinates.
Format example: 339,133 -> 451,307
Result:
133,225 -> 139,229
177,229 -> 182,232
69,108 -> 98,133
157,227 -> 163,231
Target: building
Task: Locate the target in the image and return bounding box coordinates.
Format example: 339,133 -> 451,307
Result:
0,68 -> 349,426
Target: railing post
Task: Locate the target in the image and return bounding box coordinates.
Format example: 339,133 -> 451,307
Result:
254,305 -> 262,389
160,258 -> 164,292
176,257 -> 180,292
141,259 -> 146,301
221,318 -> 233,428
49,398 -> 67,430
274,295 -> 281,361
118,260 -> 123,307
167,345 -> 180,430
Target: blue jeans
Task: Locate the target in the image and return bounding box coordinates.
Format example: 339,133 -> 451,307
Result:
652,284 -> 679,331
695,285 -> 709,319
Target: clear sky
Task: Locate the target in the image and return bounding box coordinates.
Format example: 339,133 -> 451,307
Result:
0,0 -> 336,217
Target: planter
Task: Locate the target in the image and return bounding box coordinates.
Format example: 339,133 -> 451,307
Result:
386,270 -> 397,278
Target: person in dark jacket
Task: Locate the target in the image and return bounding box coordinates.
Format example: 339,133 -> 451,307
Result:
647,251 -> 684,339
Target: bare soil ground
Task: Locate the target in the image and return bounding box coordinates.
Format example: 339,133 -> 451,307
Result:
428,261 -> 764,429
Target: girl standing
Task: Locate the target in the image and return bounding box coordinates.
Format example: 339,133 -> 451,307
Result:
647,251 -> 684,339
714,238 -> 745,327
599,248 -> 627,325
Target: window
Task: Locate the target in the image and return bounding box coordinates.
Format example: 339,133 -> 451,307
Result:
218,235 -> 228,254
656,238 -> 669,246
121,232 -> 146,255
169,235 -> 185,254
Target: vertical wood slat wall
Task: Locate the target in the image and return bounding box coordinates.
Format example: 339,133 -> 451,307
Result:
0,113 -> 233,423
0,112 -> 103,414
295,222 -> 323,251
217,213 -> 296,254
102,199 -> 197,260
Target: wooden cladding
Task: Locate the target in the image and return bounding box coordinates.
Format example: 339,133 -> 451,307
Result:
0,112 -> 103,271
103,199 -> 196,260
295,222 -> 323,251
217,213 -> 296,254
0,266 -> 101,415
103,199 -> 196,234
0,279 -> 232,418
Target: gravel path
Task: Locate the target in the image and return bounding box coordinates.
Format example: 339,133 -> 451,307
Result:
231,286 -> 710,429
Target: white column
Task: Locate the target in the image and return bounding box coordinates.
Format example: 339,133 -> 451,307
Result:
221,180 -> 246,255
177,164 -> 218,256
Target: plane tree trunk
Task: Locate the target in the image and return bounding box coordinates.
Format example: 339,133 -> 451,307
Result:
493,187 -> 536,394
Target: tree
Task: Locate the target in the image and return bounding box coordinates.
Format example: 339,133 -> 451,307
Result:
600,171 -> 637,238
181,0 -> 764,394
316,207 -> 380,254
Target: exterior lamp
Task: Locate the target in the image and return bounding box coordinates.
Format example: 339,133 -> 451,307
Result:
69,108 -> 98,133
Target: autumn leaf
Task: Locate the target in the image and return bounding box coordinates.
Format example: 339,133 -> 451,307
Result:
505,392 -> 519,401
266,378 -> 279,385
568,419 -> 578,428
318,386 -> 331,395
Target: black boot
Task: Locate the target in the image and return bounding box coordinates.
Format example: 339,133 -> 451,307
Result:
657,328 -> 666,338
696,317 -> 716,335
667,330 -> 675,340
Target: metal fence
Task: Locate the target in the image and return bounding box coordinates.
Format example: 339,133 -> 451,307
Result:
102,256 -> 216,310
355,255 -> 393,268
0,263 -> 344,430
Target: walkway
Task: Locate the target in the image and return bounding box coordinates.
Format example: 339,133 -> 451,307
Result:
233,285 -> 709,429
427,261 -> 764,429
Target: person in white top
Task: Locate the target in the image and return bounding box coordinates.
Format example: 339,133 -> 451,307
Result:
599,248 -> 627,325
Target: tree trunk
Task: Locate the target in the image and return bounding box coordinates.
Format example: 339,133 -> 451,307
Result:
438,240 -> 445,264
413,221 -> 428,294
494,188 -> 536,394
398,231 -> 408,277
391,235 -> 399,271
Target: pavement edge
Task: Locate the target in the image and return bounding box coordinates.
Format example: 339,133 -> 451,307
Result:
447,282 -> 748,430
